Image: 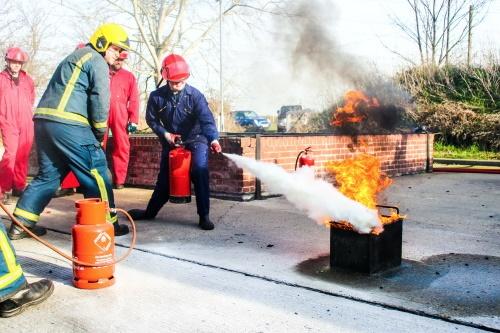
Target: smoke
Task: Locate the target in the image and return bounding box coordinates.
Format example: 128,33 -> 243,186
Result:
334,103 -> 416,135
286,0 -> 364,85
291,0 -> 363,82
281,0 -> 415,120
224,153 -> 381,234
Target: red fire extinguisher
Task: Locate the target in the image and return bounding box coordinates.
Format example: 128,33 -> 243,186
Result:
73,198 -> 115,289
295,146 -> 315,170
169,138 -> 192,203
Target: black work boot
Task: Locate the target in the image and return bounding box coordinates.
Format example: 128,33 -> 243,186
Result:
1,192 -> 14,205
127,209 -> 155,221
54,188 -> 75,197
0,279 -> 54,318
8,223 -> 47,240
113,222 -> 129,236
199,215 -> 215,230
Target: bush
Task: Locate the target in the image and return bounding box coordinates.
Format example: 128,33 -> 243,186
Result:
397,64 -> 500,114
416,102 -> 499,151
396,60 -> 500,152
300,109 -> 333,133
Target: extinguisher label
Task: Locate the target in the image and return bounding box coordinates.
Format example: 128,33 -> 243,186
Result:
94,231 -> 112,252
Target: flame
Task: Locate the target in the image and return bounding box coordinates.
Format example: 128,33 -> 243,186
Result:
327,90 -> 404,234
326,154 -> 402,233
331,90 -> 379,127
326,154 -> 391,209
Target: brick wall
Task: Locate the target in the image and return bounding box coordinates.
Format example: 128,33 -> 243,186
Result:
28,133 -> 433,200
122,133 -> 433,200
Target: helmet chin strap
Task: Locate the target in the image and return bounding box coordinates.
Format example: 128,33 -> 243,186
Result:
7,67 -> 20,78
156,77 -> 164,89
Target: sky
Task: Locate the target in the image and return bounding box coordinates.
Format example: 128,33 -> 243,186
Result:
223,0 -> 500,115
6,0 -> 500,116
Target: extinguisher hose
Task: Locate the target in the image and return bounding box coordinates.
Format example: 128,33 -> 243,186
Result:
294,151 -> 305,171
0,202 -> 136,267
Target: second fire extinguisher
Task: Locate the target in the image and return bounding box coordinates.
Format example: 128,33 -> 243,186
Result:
295,146 -> 315,170
169,138 -> 192,203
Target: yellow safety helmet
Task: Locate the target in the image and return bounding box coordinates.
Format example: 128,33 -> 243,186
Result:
89,23 -> 130,53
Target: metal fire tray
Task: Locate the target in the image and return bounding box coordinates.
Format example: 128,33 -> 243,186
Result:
330,205 -> 403,274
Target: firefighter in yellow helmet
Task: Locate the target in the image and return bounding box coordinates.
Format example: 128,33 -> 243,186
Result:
7,23 -> 131,241
89,23 -> 130,53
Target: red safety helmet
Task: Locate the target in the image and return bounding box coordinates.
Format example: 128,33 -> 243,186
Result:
118,51 -> 128,60
5,47 -> 28,63
161,54 -> 190,82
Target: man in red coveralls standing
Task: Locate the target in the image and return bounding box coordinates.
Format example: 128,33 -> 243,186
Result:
103,51 -> 139,189
0,47 -> 35,204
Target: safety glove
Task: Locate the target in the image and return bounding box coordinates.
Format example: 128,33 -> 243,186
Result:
164,132 -> 181,146
210,140 -> 222,153
127,122 -> 138,133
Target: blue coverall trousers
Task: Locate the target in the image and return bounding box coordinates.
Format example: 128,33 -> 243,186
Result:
146,140 -> 210,218
0,222 -> 27,302
13,119 -> 118,226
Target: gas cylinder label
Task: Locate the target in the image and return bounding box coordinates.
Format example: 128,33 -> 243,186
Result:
94,254 -> 113,264
93,231 -> 112,252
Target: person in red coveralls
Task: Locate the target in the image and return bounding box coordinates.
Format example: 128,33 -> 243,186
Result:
0,47 -> 35,204
103,51 -> 139,189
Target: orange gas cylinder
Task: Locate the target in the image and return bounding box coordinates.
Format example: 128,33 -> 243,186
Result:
72,198 -> 115,289
169,146 -> 192,203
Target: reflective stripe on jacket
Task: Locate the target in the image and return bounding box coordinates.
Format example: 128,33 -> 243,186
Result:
34,46 -> 110,141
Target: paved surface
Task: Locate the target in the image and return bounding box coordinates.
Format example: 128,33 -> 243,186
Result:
0,172 -> 499,332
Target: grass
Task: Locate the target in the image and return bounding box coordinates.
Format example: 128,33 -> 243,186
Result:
433,141 -> 500,160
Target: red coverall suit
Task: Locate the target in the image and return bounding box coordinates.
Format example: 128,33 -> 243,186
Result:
0,69 -> 35,195
103,68 -> 139,186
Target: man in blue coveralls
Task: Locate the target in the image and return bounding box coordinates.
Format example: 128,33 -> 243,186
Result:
8,23 -> 131,240
128,54 -> 222,230
0,221 -> 53,317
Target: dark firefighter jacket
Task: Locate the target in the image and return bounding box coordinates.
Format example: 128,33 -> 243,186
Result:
146,84 -> 218,146
34,46 -> 110,142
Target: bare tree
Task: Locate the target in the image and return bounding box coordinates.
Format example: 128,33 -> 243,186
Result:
93,0 -> 285,86
18,7 -> 54,90
0,2 -> 54,91
391,0 -> 491,66
0,0 -> 18,48
51,0 -> 285,130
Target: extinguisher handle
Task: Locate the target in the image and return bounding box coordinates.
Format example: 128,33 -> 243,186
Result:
173,136 -> 185,147
294,151 -> 304,171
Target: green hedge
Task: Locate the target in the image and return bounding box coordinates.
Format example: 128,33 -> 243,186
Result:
398,65 -> 500,114
417,102 -> 499,151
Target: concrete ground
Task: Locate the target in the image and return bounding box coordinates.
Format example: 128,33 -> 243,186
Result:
0,172 -> 499,332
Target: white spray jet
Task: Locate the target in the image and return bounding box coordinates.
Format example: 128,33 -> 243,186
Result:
224,153 -> 381,234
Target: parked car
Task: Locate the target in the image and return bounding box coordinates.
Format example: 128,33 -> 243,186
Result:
231,110 -> 270,130
277,105 -> 313,132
